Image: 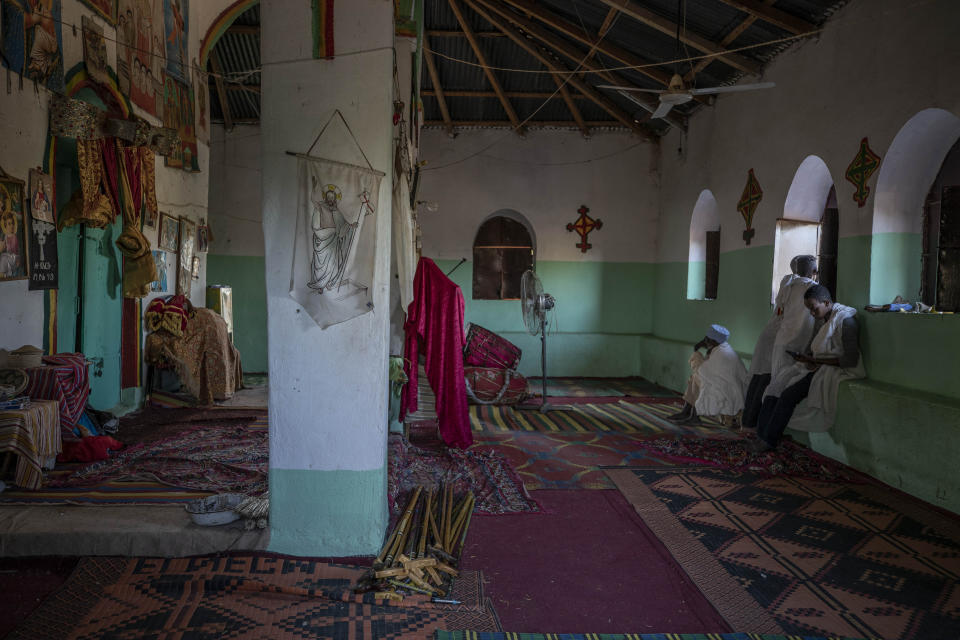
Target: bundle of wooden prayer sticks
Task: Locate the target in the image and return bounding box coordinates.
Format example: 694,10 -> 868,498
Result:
355,484 -> 475,600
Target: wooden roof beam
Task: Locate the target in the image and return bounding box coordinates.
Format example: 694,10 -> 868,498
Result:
716,0 -> 816,35
596,0 -> 761,76
427,29 -> 504,37
448,0 -> 525,135
553,74 -> 590,138
426,120 -> 632,129
466,0 -> 654,138
210,52 -> 234,132
423,89 -> 591,99
225,24 -> 259,35
423,42 -> 456,137
475,0 -> 686,130
497,0 -> 677,91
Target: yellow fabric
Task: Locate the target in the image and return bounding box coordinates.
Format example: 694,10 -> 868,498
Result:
57,188 -> 112,231
114,141 -> 156,298
140,147 -> 159,224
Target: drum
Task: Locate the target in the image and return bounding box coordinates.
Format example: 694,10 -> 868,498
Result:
464,367 -> 528,405
463,323 -> 522,370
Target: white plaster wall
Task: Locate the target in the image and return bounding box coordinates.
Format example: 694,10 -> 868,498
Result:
208,124 -> 263,257
656,0 -> 960,262
419,129 -> 659,262
261,0 -> 393,472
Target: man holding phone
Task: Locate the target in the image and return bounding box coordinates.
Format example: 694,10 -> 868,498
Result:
751,284 -> 865,452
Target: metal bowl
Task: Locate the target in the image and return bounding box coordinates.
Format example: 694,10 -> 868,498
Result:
184,493 -> 245,526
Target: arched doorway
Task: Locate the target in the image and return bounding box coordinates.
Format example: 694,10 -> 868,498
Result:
472,210 -> 535,300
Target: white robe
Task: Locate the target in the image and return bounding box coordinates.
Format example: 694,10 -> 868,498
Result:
748,274 -> 792,376
768,275 -> 817,380
764,303 -> 866,432
693,342 -> 749,416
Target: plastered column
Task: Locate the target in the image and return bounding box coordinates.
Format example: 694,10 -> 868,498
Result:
261,0 -> 393,556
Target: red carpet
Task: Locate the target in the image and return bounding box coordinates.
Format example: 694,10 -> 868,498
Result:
459,489 -> 730,634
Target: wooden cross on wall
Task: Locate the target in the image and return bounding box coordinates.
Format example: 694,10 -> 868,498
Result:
566,204 -> 603,253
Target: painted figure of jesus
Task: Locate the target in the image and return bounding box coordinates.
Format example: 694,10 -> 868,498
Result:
25,0 -> 58,82
308,181 -> 358,293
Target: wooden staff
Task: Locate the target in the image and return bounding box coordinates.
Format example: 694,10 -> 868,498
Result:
443,485 -> 454,551
417,490 -> 432,559
449,493 -> 474,549
426,493 -> 442,547
454,496 -> 475,561
385,486 -> 421,566
402,497 -> 422,560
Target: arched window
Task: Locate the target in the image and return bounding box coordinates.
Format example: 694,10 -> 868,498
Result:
687,190 -> 720,300
921,137 -> 960,310
472,214 -> 534,300
871,108 -> 960,304
776,156 -> 839,302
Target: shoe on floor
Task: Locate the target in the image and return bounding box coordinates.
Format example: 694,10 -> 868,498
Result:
747,438 -> 774,453
665,406 -> 692,422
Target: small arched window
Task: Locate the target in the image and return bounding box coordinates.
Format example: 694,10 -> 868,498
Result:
472,216 -> 534,300
921,137 -> 960,311
687,190 -> 720,300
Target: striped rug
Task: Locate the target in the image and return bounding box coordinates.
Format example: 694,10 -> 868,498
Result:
470,401 -> 728,436
0,416 -> 267,505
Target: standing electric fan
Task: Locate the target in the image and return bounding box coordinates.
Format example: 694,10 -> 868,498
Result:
520,269 -> 559,412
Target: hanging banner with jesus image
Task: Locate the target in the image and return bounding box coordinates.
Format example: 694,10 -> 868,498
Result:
290,157 -> 381,329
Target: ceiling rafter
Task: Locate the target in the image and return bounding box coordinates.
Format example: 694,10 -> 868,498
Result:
715,0 -> 816,35
466,0 -> 654,138
448,0 -> 525,135
496,0 -> 679,93
596,0 -> 762,76
423,42 -> 456,137
210,52 -> 233,132
423,89 -> 590,99
686,0 -> 770,81
475,0 -> 686,130
552,74 -> 590,137
428,29 -> 504,37
426,120 -> 632,129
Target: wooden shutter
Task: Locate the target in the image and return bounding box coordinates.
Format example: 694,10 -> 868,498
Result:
818,206 -> 839,300
704,230 -> 720,299
921,185 -> 940,306
473,216 -> 533,300
936,185 -> 960,311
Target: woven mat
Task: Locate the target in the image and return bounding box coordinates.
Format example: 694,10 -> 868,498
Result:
436,633 -> 862,640
606,466 -> 960,640
7,556 -> 500,639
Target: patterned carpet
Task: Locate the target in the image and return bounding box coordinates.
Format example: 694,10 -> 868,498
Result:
471,431 -> 673,490
470,400 -> 729,434
7,556 -> 500,639
437,633 -> 862,640
389,435 -> 541,515
526,377 -> 678,398
606,466 -> 960,640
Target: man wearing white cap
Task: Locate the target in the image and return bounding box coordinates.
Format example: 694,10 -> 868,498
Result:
667,324 -> 748,426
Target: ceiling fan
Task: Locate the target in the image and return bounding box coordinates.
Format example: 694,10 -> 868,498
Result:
597,0 -> 774,119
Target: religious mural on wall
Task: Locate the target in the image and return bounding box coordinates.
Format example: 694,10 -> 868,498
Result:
79,0 -> 116,24
162,76 -> 199,171
192,58 -> 209,145
163,0 -> 188,83
0,172 -> 28,281
117,0 -> 165,117
0,0 -> 65,93
26,169 -> 57,289
81,15 -> 110,86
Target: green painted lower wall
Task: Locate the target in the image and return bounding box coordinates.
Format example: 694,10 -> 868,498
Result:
434,259 -> 654,377
269,467 -> 387,557
868,232 -> 922,305
206,254 -> 268,373
686,261 -> 706,300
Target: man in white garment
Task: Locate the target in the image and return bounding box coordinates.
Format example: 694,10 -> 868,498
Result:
667,324 -> 748,426
742,255 -> 818,429
751,284 -> 865,451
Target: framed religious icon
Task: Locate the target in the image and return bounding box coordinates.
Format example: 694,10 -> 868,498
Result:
0,168 -> 28,281
191,255 -> 200,280
197,223 -> 209,252
28,169 -> 55,224
158,212 -> 179,251
177,216 -> 197,296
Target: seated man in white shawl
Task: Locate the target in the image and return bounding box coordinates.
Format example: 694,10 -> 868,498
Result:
752,284 -> 865,451
742,255 -> 818,429
667,324 -> 748,426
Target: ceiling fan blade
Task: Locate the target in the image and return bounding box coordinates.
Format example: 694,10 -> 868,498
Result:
651,101 -> 674,119
596,84 -> 664,95
689,82 -> 776,96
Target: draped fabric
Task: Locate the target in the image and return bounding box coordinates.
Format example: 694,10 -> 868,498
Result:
0,399 -> 60,489
67,139 -> 114,230
114,140 -> 156,298
691,342 -> 749,417
24,356 -> 91,438
400,258 -> 472,449
392,173 -> 416,312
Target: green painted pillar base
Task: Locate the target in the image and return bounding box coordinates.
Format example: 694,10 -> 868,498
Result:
268,467 -> 388,557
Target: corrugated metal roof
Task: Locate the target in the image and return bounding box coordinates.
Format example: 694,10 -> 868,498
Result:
422,0 -> 848,135
209,5 -> 260,124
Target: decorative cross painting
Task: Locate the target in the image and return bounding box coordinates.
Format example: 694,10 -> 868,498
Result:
0,169 -> 27,282
80,0 -> 116,25
0,0 -> 65,93
845,137 -> 882,207
164,0 -> 189,83
566,204 -> 602,253
737,168 -> 763,245
27,169 -> 57,290
117,0 -> 165,117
